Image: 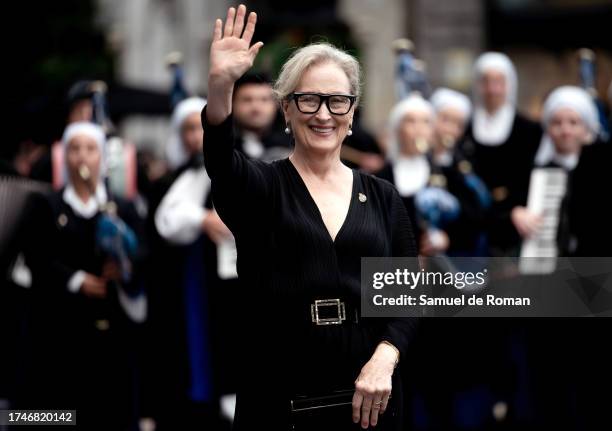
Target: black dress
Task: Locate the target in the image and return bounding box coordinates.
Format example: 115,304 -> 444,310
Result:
375,156 -> 488,256
19,189 -> 145,431
202,107 -> 419,431
524,140 -> 612,429
567,140 -> 612,257
459,113 -> 542,255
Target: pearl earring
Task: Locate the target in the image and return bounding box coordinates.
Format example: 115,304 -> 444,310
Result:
347,125 -> 353,137
284,124 -> 291,135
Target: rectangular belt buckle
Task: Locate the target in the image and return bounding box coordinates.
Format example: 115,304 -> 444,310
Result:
310,299 -> 346,326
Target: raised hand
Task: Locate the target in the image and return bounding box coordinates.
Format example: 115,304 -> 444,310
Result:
207,5 -> 263,125
209,5 -> 263,83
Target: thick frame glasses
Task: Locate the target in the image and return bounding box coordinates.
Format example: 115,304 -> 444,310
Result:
290,92 -> 356,115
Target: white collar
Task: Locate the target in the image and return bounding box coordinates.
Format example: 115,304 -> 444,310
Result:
534,135 -> 580,171
392,155 -> 431,197
63,183 -> 108,219
473,103 -> 515,146
432,150 -> 453,167
242,131 -> 265,159
551,152 -> 579,171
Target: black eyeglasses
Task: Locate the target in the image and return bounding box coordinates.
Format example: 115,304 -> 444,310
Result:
289,92 -> 356,115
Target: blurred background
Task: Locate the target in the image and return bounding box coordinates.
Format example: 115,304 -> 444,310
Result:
5,0 -> 611,160
2,1 -> 612,430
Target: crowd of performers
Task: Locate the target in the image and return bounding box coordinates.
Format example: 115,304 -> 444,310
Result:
1,45 -> 612,431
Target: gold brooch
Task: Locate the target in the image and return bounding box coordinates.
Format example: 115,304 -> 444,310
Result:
57,214 -> 68,227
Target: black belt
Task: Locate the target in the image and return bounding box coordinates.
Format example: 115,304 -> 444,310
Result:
310,298 -> 359,326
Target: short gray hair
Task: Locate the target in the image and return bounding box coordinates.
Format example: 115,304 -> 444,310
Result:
273,43 -> 362,104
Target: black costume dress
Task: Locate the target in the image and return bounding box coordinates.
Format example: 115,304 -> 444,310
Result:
19,188 -> 145,431
567,140 -> 612,257
528,140 -> 612,429
460,113 -> 542,255
202,107 -> 419,431
376,155 -> 488,256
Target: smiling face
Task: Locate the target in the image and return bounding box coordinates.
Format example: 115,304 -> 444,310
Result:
282,62 -> 355,157
548,107 -> 589,155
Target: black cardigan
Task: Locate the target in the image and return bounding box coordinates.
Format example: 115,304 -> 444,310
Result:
202,106 -> 419,430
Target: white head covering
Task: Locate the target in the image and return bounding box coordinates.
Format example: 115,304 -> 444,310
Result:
62,122 -> 106,150
473,52 -> 517,106
535,86 -> 600,170
61,122 -> 106,183
430,87 -> 472,122
166,97 -> 207,170
387,94 -> 434,160
541,86 -> 599,138
471,52 -> 518,146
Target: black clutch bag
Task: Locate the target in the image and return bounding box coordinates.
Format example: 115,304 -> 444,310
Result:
290,389 -> 355,430
289,389 -> 390,430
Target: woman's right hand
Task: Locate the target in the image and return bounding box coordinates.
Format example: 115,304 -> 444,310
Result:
202,210 -> 233,244
511,206 -> 543,238
420,228 -> 450,256
81,273 -> 108,298
207,4 -> 263,125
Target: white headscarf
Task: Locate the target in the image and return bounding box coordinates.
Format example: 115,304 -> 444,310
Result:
386,95 -> 433,196
62,122 -> 106,152
387,94 -> 434,161
472,52 -> 518,146
473,52 -> 517,106
166,97 -> 207,170
535,86 -> 599,170
541,86 -> 599,137
430,87 -> 472,122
